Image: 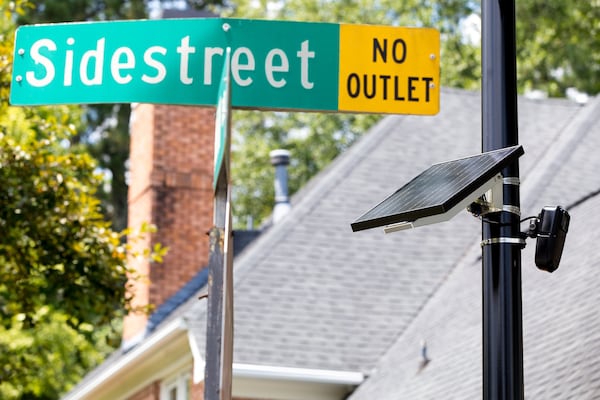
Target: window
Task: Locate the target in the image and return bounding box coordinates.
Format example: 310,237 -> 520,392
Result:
160,372 -> 191,400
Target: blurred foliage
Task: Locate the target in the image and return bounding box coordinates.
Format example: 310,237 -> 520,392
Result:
1,2 -> 166,398
0,308 -> 119,399
17,0 -> 222,23
16,0 -> 145,23
515,1 -> 600,96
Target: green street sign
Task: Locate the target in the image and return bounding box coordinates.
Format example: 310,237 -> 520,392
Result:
213,47 -> 231,191
11,18 -> 440,115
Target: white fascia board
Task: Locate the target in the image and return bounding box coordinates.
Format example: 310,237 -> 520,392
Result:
231,364 -> 364,400
191,349 -> 364,386
63,318 -> 188,400
191,359 -> 364,386
232,363 -> 364,385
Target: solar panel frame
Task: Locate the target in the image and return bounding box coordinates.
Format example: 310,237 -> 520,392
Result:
351,145 -> 524,232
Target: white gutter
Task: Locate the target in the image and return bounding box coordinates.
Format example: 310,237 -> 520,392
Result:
63,318 -> 188,400
232,363 -> 364,385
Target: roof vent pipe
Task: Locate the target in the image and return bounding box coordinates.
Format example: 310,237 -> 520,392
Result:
270,149 -> 291,224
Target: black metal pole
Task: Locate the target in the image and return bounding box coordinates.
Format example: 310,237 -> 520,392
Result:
481,0 -> 524,399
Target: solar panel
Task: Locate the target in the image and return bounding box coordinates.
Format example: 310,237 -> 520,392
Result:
351,145 -> 524,232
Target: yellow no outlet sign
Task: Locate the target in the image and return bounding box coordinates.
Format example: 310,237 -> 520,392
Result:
338,25 -> 439,115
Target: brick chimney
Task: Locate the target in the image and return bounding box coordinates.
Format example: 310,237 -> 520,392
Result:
123,104 -> 216,342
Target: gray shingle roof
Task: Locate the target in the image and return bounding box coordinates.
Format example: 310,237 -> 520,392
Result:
185,88 -> 586,377
69,87 -> 594,399
186,88 -> 481,373
348,94 -> 600,399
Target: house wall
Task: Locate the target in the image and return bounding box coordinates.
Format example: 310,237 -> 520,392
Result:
124,104 -> 216,341
125,377 -> 204,400
126,376 -> 268,400
127,381 -> 160,400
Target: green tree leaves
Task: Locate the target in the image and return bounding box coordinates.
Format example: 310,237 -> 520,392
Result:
0,113 -> 122,324
516,1 -> 600,96
0,2 -> 166,398
0,308 -> 117,399
0,103 -> 127,398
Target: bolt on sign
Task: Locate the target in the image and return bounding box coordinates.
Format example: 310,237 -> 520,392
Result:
11,18 -> 439,115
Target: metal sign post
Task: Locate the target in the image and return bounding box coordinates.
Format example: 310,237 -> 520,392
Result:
205,47 -> 234,400
481,0 -> 524,399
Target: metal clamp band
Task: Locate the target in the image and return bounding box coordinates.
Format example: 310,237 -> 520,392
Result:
480,206 -> 521,216
502,205 -> 521,216
503,177 -> 520,186
480,237 -> 526,247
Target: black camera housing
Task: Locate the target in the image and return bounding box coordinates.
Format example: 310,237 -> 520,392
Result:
534,206 -> 570,272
